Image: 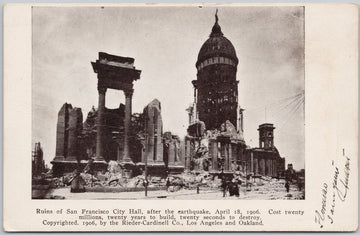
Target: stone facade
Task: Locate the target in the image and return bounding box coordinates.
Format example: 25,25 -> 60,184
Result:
245,124 -> 285,177
67,108 -> 83,161
163,132 -> 184,173
142,99 -> 164,167
82,105 -> 126,163
184,120 -> 247,173
53,103 -> 72,161
51,97 -> 185,176
52,103 -> 84,175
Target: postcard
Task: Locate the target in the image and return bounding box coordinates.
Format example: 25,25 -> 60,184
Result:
3,3 -> 358,232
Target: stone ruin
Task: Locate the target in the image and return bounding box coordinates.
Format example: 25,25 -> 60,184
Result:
51,99 -> 185,177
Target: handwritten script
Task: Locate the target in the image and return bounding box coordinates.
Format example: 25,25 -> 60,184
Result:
314,153 -> 350,228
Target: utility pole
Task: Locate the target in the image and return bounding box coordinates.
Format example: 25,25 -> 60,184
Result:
245,161 -> 247,193
145,151 -> 148,197
144,116 -> 149,197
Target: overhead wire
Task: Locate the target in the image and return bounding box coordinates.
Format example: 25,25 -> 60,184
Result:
277,96 -> 304,129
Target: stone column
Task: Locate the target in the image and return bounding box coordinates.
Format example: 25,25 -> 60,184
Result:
273,160 -> 277,177
260,158 -> 265,175
123,89 -> 133,163
209,139 -> 218,171
224,142 -> 229,171
67,108 -> 83,162
185,137 -> 191,169
266,159 -> 271,176
228,143 -> 232,171
250,152 -> 254,173
254,158 -> 259,175
168,140 -> 175,165
95,87 -> 106,161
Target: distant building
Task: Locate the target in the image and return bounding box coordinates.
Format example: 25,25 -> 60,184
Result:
32,142 -> 45,176
246,124 -> 285,177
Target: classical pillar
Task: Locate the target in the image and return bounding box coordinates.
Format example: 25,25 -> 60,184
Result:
266,159 -> 271,176
224,142 -> 229,171
194,88 -> 198,120
260,158 -> 265,175
168,140 -> 175,165
185,137 -> 191,169
250,152 -> 254,173
123,89 -> 133,163
273,160 -> 277,177
228,143 -> 232,171
254,158 -> 259,175
209,139 -> 218,171
95,87 -> 106,161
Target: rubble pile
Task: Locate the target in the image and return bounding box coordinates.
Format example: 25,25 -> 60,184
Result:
50,172 -> 77,188
49,163 -> 301,198
107,160 -> 122,174
166,171 -> 223,191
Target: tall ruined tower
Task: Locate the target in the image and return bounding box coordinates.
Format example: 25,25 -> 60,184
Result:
258,123 -> 275,149
192,11 -> 239,130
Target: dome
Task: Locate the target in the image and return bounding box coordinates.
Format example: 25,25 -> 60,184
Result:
196,12 -> 238,67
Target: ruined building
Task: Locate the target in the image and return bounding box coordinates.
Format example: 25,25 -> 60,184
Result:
51,53 -> 184,176
52,103 -> 84,175
32,142 -> 45,176
185,12 -> 246,173
50,13 -> 286,178
245,124 -> 285,177
141,99 -> 164,168
185,12 -> 285,177
190,11 -> 239,130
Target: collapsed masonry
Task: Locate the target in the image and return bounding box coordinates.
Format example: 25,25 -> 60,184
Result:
51,52 -> 184,177
51,99 -> 185,177
184,120 -> 285,177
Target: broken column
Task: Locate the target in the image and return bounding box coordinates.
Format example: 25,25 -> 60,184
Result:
51,103 -> 85,175
67,108 -> 83,162
208,138 -> 218,172
143,99 -> 164,167
53,103 -> 72,161
164,132 -> 184,173
217,136 -> 230,171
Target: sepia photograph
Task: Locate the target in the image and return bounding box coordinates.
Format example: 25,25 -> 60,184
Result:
3,2 -> 358,232
31,6 -> 305,200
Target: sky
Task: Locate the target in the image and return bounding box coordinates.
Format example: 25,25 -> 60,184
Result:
32,6 -> 305,170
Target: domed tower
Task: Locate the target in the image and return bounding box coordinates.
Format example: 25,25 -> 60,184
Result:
192,10 -> 239,130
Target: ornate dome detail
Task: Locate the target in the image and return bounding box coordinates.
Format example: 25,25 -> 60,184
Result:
196,10 -> 238,67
